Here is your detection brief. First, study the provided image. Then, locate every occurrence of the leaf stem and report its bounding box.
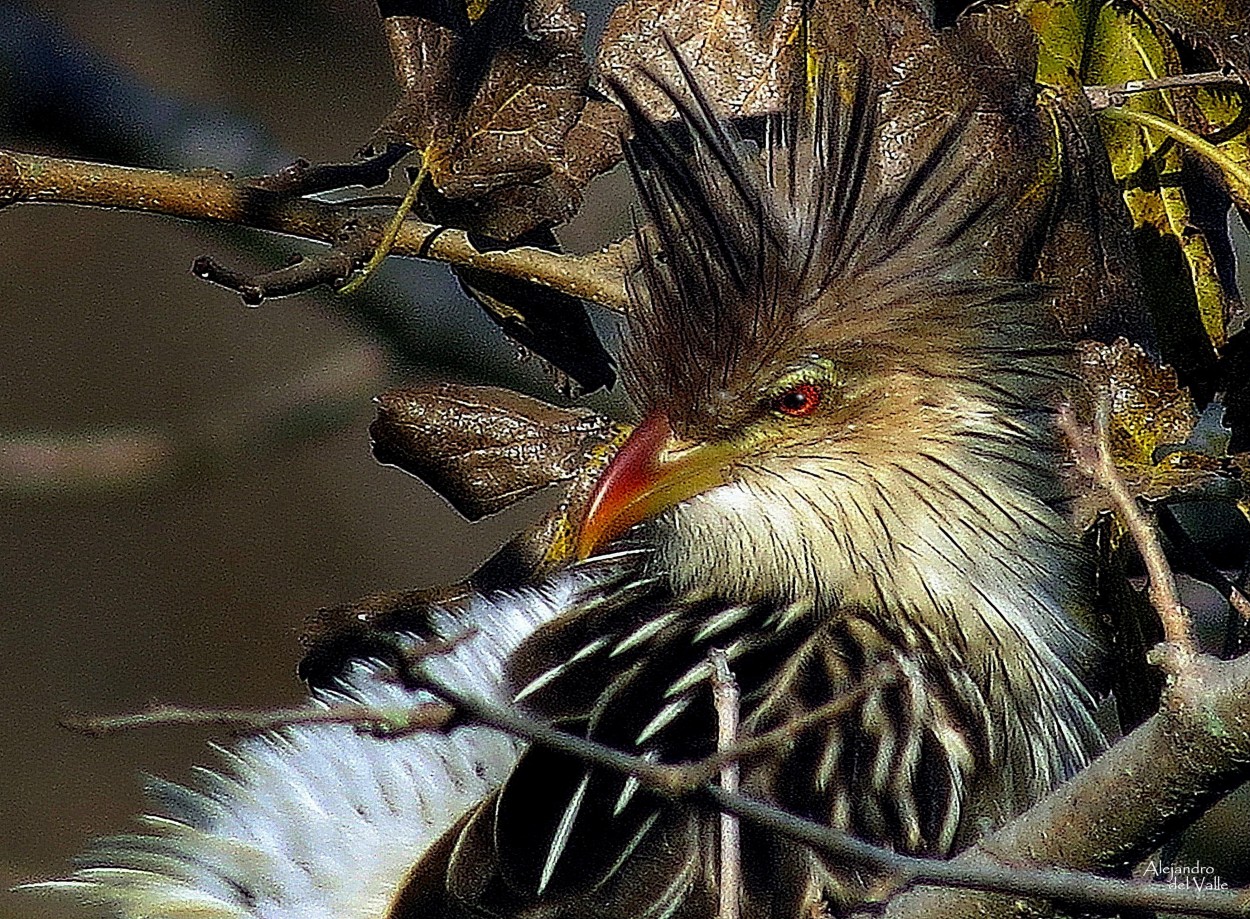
[1101,106,1250,209]
[339,156,429,295]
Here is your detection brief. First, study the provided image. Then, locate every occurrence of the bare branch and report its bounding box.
[882,651,1250,919]
[193,248,362,304]
[246,143,411,197]
[1084,69,1243,111]
[0,149,633,312]
[63,700,456,738]
[64,633,474,739]
[407,652,1250,918]
[1059,403,1198,669]
[681,662,899,785]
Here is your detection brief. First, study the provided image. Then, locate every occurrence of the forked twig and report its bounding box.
[1058,402,1197,672]
[0,150,635,312]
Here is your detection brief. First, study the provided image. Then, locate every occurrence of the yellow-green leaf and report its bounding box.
[1192,85,1250,212]
[1071,339,1229,527]
[1087,3,1231,347]
[1018,0,1094,93]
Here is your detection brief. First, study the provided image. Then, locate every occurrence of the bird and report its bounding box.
[27,45,1109,919]
[384,53,1110,919]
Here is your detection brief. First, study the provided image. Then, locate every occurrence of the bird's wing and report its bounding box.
[19,574,595,919]
[427,573,1009,919]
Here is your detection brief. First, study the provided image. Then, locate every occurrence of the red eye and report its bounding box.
[776,383,822,417]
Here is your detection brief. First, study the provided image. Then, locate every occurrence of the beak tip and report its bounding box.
[574,512,609,561]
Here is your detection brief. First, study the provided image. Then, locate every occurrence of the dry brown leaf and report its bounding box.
[370,383,630,583]
[1128,0,1250,80]
[370,383,626,520]
[377,15,460,155]
[377,0,619,238]
[423,0,588,198]
[373,5,620,391]
[1035,92,1152,343]
[597,0,804,122]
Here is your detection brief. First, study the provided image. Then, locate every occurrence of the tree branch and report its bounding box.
[63,700,456,738]
[245,144,411,197]
[65,636,1250,916]
[0,149,633,312]
[1059,403,1198,669]
[880,651,1250,919]
[64,632,476,737]
[677,661,899,786]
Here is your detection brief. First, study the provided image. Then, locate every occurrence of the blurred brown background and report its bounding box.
[0,4,590,916]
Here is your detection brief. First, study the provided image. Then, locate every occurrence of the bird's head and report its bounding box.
[577,63,1092,655]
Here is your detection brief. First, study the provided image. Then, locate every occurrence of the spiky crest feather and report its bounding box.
[619,49,1061,441]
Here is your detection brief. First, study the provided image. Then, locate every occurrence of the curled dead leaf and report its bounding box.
[371,383,626,519]
[371,383,631,584]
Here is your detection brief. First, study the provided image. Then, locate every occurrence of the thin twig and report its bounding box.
[64,632,475,738]
[1058,403,1198,670]
[246,143,410,197]
[63,700,456,738]
[710,649,741,919]
[193,246,363,304]
[681,661,899,785]
[1085,70,1242,111]
[0,150,634,312]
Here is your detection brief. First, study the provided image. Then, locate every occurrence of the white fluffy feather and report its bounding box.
[22,574,591,919]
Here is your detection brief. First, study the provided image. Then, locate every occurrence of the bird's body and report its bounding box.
[395,58,1108,919]
[33,43,1109,919]
[401,565,1100,918]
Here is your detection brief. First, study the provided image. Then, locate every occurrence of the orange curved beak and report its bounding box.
[576,412,735,559]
